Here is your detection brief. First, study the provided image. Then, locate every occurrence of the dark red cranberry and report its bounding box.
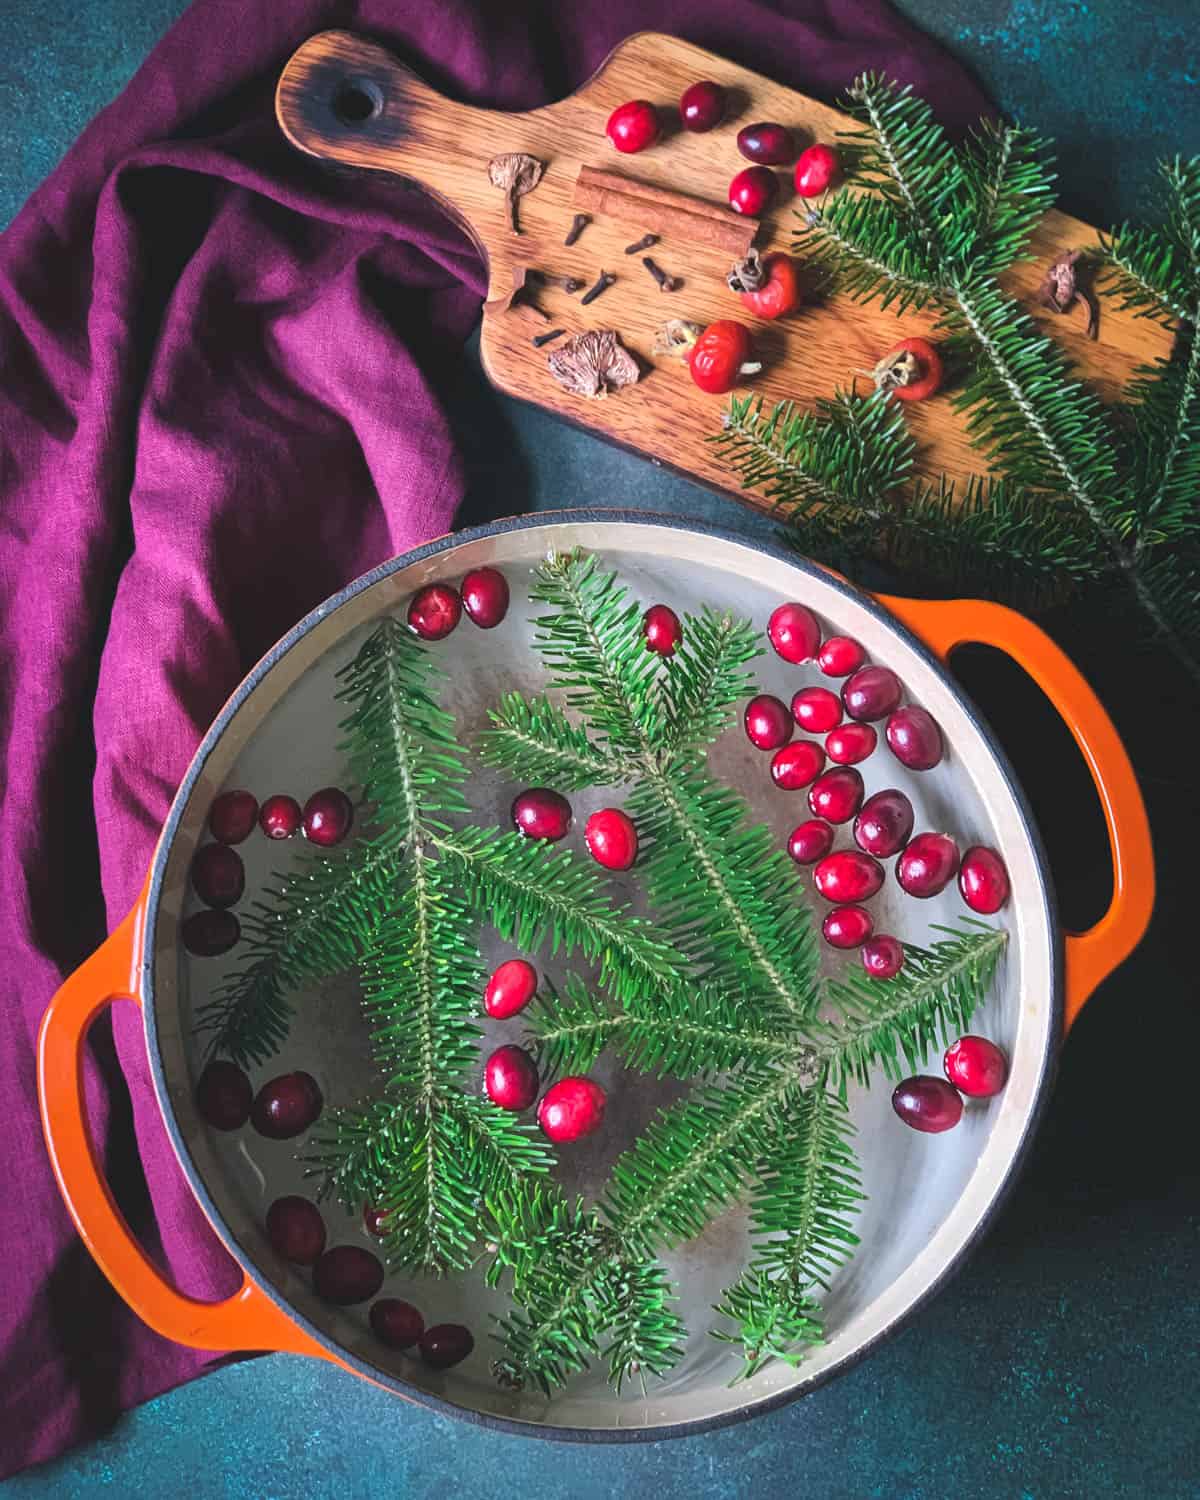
[484,958,538,1019]
[843,666,902,722]
[680,79,726,132]
[791,685,841,733]
[822,904,873,949]
[191,844,245,909]
[538,1076,606,1143]
[853,789,914,858]
[729,166,778,216]
[420,1323,474,1370]
[794,143,839,197]
[511,788,571,842]
[259,793,302,840]
[944,1035,1009,1097]
[958,846,1011,913]
[818,636,866,677]
[768,602,821,663]
[371,1298,425,1350]
[744,694,792,750]
[885,706,943,771]
[825,722,877,765]
[266,1196,326,1265]
[182,908,240,957]
[787,819,835,865]
[484,1044,539,1112]
[585,808,638,870]
[643,603,683,657]
[250,1071,323,1140]
[461,567,510,629]
[813,850,884,903]
[737,121,796,165]
[303,787,354,847]
[892,1076,963,1133]
[770,740,825,790]
[195,1059,252,1130]
[607,99,660,153]
[896,833,960,898]
[807,766,864,823]
[861,934,905,979]
[209,790,258,845]
[313,1245,384,1305]
[407,583,462,641]
[363,1203,390,1237]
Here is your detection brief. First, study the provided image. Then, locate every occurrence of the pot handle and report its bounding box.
[37,887,334,1361]
[876,595,1154,1032]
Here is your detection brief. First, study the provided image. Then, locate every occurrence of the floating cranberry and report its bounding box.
[407,583,462,641]
[538,1076,606,1143]
[679,79,726,132]
[892,1076,963,1133]
[606,99,660,153]
[484,958,538,1019]
[363,1203,390,1238]
[944,1036,1009,1097]
[250,1071,323,1140]
[511,788,571,842]
[853,789,914,858]
[585,808,639,870]
[303,787,354,847]
[195,1059,252,1130]
[461,567,510,629]
[744,694,792,750]
[808,766,864,823]
[843,666,902,722]
[791,685,841,732]
[485,1045,540,1112]
[728,166,778,217]
[767,602,821,663]
[420,1323,474,1370]
[182,908,240,957]
[371,1298,425,1350]
[266,1196,326,1266]
[886,706,944,771]
[826,723,877,765]
[209,790,258,845]
[794,143,839,197]
[643,603,682,657]
[896,833,960,898]
[813,850,884,903]
[191,844,245,909]
[787,819,835,865]
[259,793,302,840]
[861,934,905,980]
[822,904,873,949]
[818,636,866,677]
[770,740,826,790]
[958,846,1011,913]
[313,1245,384,1305]
[737,122,796,165]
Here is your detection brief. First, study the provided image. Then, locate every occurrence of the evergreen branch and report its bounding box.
[793,193,942,312]
[1096,225,1194,325]
[597,1258,688,1394]
[477,691,627,790]
[711,1271,823,1380]
[962,119,1056,273]
[652,606,762,753]
[1163,155,1200,266]
[1119,329,1200,546]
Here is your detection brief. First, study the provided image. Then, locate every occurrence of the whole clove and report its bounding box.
[580,270,616,306]
[642,256,679,292]
[564,213,591,246]
[624,233,659,255]
[532,328,567,347]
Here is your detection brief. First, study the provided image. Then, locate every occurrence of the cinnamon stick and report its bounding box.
[573,166,757,257]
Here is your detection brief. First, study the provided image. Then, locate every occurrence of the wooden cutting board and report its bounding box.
[276,29,1174,500]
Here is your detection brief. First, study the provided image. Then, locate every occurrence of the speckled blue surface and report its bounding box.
[4,2,1200,1496]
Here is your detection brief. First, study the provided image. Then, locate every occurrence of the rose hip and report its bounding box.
[896,833,960,898]
[585,808,639,870]
[818,636,866,677]
[737,122,796,165]
[182,909,240,957]
[861,934,904,979]
[484,958,538,1019]
[728,166,778,216]
[607,99,660,153]
[822,904,873,949]
[843,665,902,722]
[266,1196,326,1266]
[191,844,245,909]
[770,740,826,790]
[420,1323,474,1370]
[791,685,841,733]
[407,583,461,640]
[808,766,864,823]
[538,1076,606,1143]
[768,602,821,664]
[259,794,302,840]
[944,1035,1009,1097]
[313,1245,384,1305]
[787,819,835,865]
[958,846,1011,913]
[892,1076,963,1133]
[744,694,792,751]
[484,1045,540,1112]
[461,567,510,629]
[511,788,571,842]
[250,1071,323,1140]
[825,723,877,765]
[853,789,914,858]
[885,706,943,771]
[195,1059,252,1130]
[794,143,839,197]
[813,850,884,903]
[371,1299,425,1350]
[303,787,354,848]
[643,603,682,657]
[679,79,726,132]
[209,790,258,845]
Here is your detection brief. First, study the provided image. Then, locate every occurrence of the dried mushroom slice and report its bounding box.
[488,153,544,234]
[547,331,640,399]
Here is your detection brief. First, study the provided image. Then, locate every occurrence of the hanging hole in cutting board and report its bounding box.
[332,78,383,125]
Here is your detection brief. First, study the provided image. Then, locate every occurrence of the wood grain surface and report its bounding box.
[276,29,1175,503]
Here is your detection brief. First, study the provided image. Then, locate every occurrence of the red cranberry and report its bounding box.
[737,122,796,164]
[485,1045,540,1112]
[787,819,835,865]
[420,1323,474,1370]
[606,99,660,153]
[250,1071,323,1139]
[484,958,538,1019]
[461,567,510,629]
[313,1245,384,1305]
[896,833,961,898]
[729,166,778,216]
[770,740,825,790]
[209,790,258,845]
[363,1203,390,1237]
[818,636,866,677]
[511,788,571,842]
[944,1035,1009,1097]
[892,1076,963,1133]
[843,666,902,723]
[303,787,354,847]
[191,844,245,909]
[958,846,1010,913]
[371,1299,425,1350]
[825,723,877,765]
[643,603,682,657]
[813,850,884,903]
[195,1059,252,1130]
[861,934,905,979]
[744,694,792,750]
[538,1076,606,1143]
[182,908,240,957]
[407,583,461,641]
[822,904,873,949]
[585,808,639,870]
[853,789,914,858]
[794,143,839,197]
[885,706,943,771]
[808,766,864,823]
[768,602,821,663]
[266,1196,326,1265]
[259,793,302,840]
[791,685,841,732]
[680,79,726,132]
